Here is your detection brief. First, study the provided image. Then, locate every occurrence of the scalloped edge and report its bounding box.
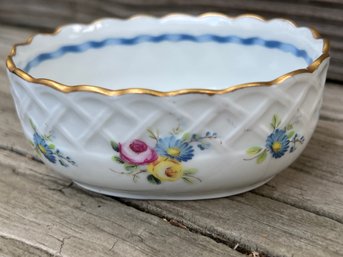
[6,13,330,96]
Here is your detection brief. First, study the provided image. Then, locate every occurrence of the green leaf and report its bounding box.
[147,175,161,185]
[171,126,182,135]
[183,168,198,175]
[112,156,124,164]
[29,141,35,147]
[126,169,137,175]
[147,128,158,140]
[256,149,267,164]
[111,140,119,152]
[182,176,194,184]
[29,118,36,131]
[59,159,68,167]
[287,131,295,139]
[192,134,201,141]
[35,149,42,157]
[183,175,202,184]
[246,146,263,156]
[43,134,52,141]
[286,123,293,131]
[182,132,191,141]
[124,163,138,171]
[48,144,55,150]
[271,114,281,130]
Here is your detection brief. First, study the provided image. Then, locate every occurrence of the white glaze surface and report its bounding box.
[7,15,329,199]
[29,43,309,90]
[14,15,323,90]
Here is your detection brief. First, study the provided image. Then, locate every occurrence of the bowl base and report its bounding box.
[73,176,274,200]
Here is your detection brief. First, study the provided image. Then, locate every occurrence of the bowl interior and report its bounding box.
[14,15,324,91]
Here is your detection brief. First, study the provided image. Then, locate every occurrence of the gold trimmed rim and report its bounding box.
[6,13,330,97]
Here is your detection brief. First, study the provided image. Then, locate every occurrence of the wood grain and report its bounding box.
[0,149,241,257]
[0,236,52,257]
[0,0,342,81]
[123,194,343,257]
[1,25,343,256]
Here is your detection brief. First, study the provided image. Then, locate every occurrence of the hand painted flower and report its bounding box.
[265,129,289,158]
[147,157,184,182]
[156,136,194,162]
[119,139,158,165]
[33,132,56,163]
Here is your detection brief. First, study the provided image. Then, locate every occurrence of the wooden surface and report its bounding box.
[1,1,343,256]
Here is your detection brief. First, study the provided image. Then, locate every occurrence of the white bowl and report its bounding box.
[6,13,329,199]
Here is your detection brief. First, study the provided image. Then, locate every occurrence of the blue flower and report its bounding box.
[265,129,289,159]
[33,132,56,163]
[156,136,194,162]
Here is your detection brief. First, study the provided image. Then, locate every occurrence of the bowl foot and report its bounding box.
[73,176,274,200]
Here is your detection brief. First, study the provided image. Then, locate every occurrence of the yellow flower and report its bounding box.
[147,157,184,182]
[38,144,47,155]
[272,141,282,153]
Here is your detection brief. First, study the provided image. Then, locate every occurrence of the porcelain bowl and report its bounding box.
[6,14,329,199]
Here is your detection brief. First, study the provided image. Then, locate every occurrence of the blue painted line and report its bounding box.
[24,34,313,72]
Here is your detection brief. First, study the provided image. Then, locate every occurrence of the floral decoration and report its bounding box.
[245,114,305,164]
[29,119,77,167]
[110,128,217,185]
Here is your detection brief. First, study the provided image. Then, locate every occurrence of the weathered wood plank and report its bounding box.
[1,25,343,256]
[1,0,343,26]
[291,120,343,185]
[123,194,343,257]
[254,166,343,223]
[0,149,241,257]
[0,26,34,154]
[0,0,342,81]
[0,236,53,257]
[320,83,343,122]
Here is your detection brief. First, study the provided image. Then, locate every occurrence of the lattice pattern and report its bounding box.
[9,60,328,158]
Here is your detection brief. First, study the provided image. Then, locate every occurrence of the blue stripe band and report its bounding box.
[24,34,313,72]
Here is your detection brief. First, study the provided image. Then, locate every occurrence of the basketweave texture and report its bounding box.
[6,61,328,199]
[8,59,328,158]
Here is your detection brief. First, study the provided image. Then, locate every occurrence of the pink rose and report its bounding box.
[119,139,158,165]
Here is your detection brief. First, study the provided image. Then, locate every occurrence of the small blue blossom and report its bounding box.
[265,129,290,159]
[29,119,76,168]
[156,136,194,162]
[33,132,56,163]
[197,143,210,151]
[245,115,305,164]
[300,136,305,143]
